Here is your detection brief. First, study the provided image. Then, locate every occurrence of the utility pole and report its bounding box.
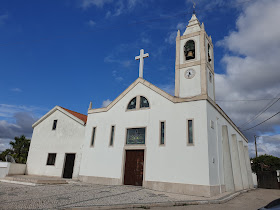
[254,135,258,158]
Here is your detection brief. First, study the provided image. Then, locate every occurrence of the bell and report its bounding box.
[187,51,194,57]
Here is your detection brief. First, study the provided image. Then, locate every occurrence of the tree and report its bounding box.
[251,154,280,173]
[0,135,31,164]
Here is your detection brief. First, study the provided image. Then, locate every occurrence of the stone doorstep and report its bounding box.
[66,189,254,210]
[2,175,67,184]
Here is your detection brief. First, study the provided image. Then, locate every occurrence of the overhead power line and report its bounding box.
[239,96,280,128]
[241,111,280,131]
[216,98,280,102]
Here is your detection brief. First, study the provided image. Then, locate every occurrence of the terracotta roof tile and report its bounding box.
[60,106,87,124]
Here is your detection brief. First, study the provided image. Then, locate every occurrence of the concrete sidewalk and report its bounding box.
[0,181,253,210]
[2,175,67,184]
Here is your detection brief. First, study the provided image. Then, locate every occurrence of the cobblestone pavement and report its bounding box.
[145,189,280,210]
[0,181,230,210]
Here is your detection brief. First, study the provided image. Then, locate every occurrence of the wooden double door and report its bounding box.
[124,150,144,186]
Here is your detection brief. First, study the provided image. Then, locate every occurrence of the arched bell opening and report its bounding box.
[184,40,195,60]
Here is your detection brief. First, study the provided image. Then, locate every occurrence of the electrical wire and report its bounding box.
[239,96,280,128]
[241,111,280,131]
[216,98,280,102]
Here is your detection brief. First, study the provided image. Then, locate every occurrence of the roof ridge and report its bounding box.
[59,106,87,124]
[59,106,87,116]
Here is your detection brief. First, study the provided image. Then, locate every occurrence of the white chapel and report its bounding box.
[26,13,254,197]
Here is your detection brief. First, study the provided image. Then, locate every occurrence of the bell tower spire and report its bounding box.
[175,13,215,101]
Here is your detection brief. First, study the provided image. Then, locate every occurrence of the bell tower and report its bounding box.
[175,13,215,101]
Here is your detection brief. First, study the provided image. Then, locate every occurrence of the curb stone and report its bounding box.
[0,179,42,186]
[68,189,255,210]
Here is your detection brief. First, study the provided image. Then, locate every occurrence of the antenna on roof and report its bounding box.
[192,1,196,14]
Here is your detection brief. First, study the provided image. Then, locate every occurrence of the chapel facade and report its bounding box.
[27,14,254,197]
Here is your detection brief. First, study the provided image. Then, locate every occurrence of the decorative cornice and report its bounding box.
[180,31,200,40]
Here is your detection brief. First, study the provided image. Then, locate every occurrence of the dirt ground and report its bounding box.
[144,189,280,210]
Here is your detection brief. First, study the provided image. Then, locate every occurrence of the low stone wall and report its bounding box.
[0,162,10,178]
[0,162,26,178]
[8,163,26,175]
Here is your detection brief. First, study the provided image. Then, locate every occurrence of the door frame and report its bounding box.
[121,147,146,186]
[62,153,76,179]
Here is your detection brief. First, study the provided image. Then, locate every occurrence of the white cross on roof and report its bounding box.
[135,49,149,78]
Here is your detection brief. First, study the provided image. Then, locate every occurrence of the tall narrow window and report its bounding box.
[208,44,212,63]
[109,126,115,146]
[52,120,57,130]
[46,153,56,165]
[187,120,194,144]
[209,72,212,83]
[160,121,165,145]
[91,127,96,146]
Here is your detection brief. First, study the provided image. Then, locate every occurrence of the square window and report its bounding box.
[46,153,56,165]
[126,128,145,144]
[52,120,57,130]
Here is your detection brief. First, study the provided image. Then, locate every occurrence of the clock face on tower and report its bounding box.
[184,69,196,79]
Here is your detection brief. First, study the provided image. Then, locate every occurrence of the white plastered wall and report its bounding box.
[26,110,85,178]
[207,67,215,100]
[80,83,211,186]
[179,65,201,98]
[206,102,251,190]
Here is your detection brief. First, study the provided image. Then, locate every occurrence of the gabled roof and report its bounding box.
[32,106,87,128]
[60,107,87,123]
[88,77,205,114]
[87,77,248,143]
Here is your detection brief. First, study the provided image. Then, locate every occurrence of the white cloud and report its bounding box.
[87,20,96,27]
[0,104,47,118]
[80,0,113,9]
[10,88,22,92]
[102,99,112,107]
[165,31,177,45]
[141,38,150,44]
[104,55,132,68]
[157,83,175,96]
[215,0,280,156]
[165,22,185,45]
[81,0,146,17]
[0,104,46,151]
[248,135,280,158]
[112,70,124,82]
[0,14,8,26]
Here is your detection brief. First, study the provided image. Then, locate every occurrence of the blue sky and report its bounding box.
[1,0,280,157]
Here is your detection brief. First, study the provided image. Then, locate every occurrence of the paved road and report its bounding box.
[0,180,279,210]
[141,189,280,210]
[0,181,226,209]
